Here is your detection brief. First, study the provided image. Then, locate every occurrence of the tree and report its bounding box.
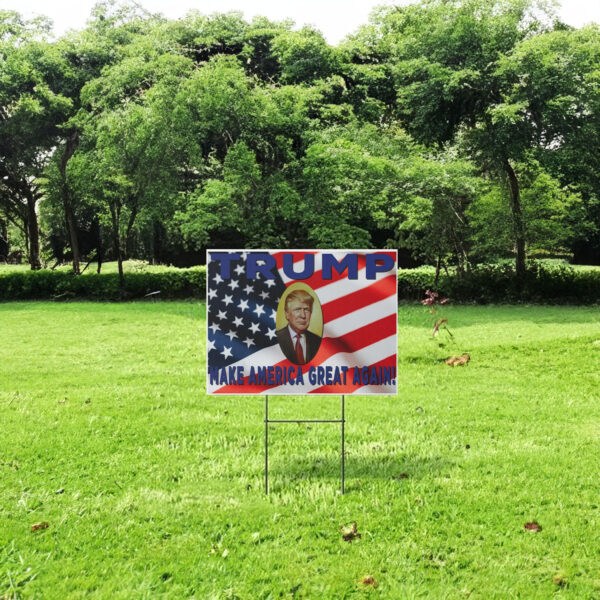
[73,47,190,287]
[0,11,72,269]
[364,0,557,275]
[494,25,600,264]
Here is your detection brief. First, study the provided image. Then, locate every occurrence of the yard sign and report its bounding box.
[206,250,398,395]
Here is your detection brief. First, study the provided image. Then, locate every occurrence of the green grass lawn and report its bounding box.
[1,302,599,599]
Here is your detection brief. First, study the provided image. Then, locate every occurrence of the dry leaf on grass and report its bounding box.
[360,576,377,587]
[31,522,49,532]
[524,521,542,532]
[445,353,470,367]
[341,522,361,542]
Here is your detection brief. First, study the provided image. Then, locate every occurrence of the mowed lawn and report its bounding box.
[1,302,599,599]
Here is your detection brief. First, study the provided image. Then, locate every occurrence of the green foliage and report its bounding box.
[271,27,338,84]
[468,162,586,260]
[0,265,206,300]
[2,261,599,303]
[3,2,600,272]
[398,262,600,303]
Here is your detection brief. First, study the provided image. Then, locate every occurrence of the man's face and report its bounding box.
[285,299,312,334]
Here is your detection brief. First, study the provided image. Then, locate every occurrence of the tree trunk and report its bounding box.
[110,202,124,295]
[97,240,103,273]
[93,218,103,273]
[0,217,8,258]
[153,220,163,265]
[64,203,80,274]
[504,159,526,278]
[124,199,138,259]
[60,132,81,274]
[26,195,42,270]
[22,215,29,259]
[434,255,441,287]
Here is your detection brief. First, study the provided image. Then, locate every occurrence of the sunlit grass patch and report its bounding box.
[1,302,599,598]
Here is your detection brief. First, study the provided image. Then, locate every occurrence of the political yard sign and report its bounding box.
[206,250,398,395]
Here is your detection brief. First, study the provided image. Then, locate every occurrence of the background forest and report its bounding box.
[1,0,600,280]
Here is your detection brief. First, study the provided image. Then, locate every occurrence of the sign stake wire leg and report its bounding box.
[341,395,345,495]
[265,395,269,495]
[264,394,345,495]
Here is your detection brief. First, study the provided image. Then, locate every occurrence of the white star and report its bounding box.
[253,304,265,318]
[208,289,217,300]
[233,316,244,328]
[244,284,253,294]
[240,251,248,260]
[223,294,233,306]
[217,309,227,320]
[239,299,249,311]
[234,264,244,276]
[209,323,220,335]
[265,279,275,288]
[207,339,216,351]
[249,322,260,334]
[221,346,232,359]
[243,337,255,348]
[213,273,223,285]
[259,290,269,300]
[228,279,239,290]
[225,330,238,340]
[270,309,277,321]
[266,328,276,340]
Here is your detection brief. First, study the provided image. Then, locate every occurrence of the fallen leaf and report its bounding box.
[445,353,470,367]
[360,576,377,587]
[524,521,542,532]
[31,522,49,532]
[341,522,361,542]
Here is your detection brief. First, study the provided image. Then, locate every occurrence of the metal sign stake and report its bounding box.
[264,394,346,494]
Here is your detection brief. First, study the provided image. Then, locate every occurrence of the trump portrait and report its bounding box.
[276,288,322,365]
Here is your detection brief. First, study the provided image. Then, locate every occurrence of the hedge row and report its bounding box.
[0,267,207,301]
[397,262,600,303]
[0,262,599,303]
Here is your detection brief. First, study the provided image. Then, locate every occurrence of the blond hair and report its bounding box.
[284,289,314,312]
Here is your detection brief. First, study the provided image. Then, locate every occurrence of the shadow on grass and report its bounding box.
[267,452,452,492]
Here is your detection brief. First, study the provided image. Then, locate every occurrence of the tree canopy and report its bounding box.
[1,0,599,276]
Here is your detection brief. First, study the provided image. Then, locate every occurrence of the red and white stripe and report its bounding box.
[209,250,397,395]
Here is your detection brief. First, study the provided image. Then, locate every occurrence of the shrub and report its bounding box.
[0,267,206,301]
[0,262,598,303]
[398,262,600,303]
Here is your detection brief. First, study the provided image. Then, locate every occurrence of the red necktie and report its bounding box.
[294,334,304,364]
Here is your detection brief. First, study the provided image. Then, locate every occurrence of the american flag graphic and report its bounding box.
[206,250,397,395]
